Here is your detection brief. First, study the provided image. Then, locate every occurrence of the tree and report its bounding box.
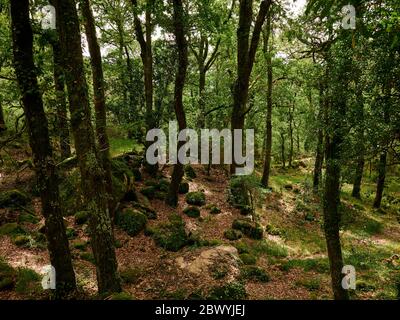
[53,0,121,293]
[230,0,271,174]
[10,0,76,295]
[166,0,188,207]
[80,0,114,217]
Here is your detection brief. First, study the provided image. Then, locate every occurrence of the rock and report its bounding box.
[131,202,157,220]
[175,245,240,281]
[224,229,242,241]
[115,209,147,237]
[0,190,30,209]
[232,219,263,240]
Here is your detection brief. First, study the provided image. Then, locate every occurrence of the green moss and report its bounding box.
[209,206,221,215]
[146,214,188,252]
[72,241,87,251]
[120,267,144,284]
[0,189,30,209]
[241,266,270,283]
[280,258,330,273]
[74,211,89,225]
[208,282,247,300]
[184,165,197,179]
[109,292,134,300]
[185,192,206,206]
[295,278,321,291]
[19,213,39,224]
[224,229,242,241]
[157,179,170,192]
[232,219,263,240]
[235,241,250,254]
[0,223,25,236]
[15,268,41,295]
[183,206,201,218]
[59,170,84,216]
[239,253,257,265]
[364,220,383,235]
[111,159,134,180]
[13,235,30,247]
[131,202,157,220]
[178,182,190,194]
[265,224,283,236]
[80,252,95,264]
[0,259,15,291]
[66,228,77,239]
[115,209,147,237]
[140,186,157,200]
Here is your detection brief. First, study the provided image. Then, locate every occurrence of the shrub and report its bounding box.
[75,211,89,225]
[13,235,30,247]
[115,209,147,237]
[209,206,221,215]
[183,206,201,218]
[224,229,242,241]
[0,259,15,291]
[208,282,247,300]
[140,186,156,200]
[241,266,270,282]
[232,219,263,240]
[239,253,257,265]
[184,166,197,179]
[120,267,144,284]
[15,268,41,295]
[0,223,25,236]
[186,192,206,206]
[146,214,188,252]
[0,189,30,209]
[178,182,190,194]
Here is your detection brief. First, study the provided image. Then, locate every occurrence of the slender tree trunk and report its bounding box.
[0,99,6,132]
[230,0,271,174]
[11,0,76,295]
[53,0,121,294]
[280,132,285,169]
[167,0,188,207]
[131,0,158,176]
[373,152,387,208]
[288,105,294,168]
[313,81,325,192]
[80,0,114,217]
[261,11,272,188]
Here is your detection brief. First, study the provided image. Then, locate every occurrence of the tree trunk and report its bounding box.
[51,38,71,160]
[280,132,285,169]
[167,0,188,207]
[11,0,76,295]
[0,99,6,132]
[313,81,325,192]
[373,152,387,208]
[53,0,121,294]
[288,103,294,168]
[80,0,114,217]
[230,0,271,174]
[261,11,272,188]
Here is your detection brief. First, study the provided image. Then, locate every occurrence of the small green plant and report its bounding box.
[15,268,41,295]
[80,252,95,264]
[224,229,242,241]
[232,219,263,240]
[240,266,270,283]
[178,182,190,194]
[120,267,144,284]
[186,192,206,206]
[183,206,201,218]
[184,165,197,179]
[239,253,257,265]
[74,211,89,225]
[116,209,147,237]
[208,281,247,300]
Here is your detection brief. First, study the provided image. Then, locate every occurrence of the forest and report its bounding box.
[0,0,399,301]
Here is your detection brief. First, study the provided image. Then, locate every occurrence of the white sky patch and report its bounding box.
[288,0,307,18]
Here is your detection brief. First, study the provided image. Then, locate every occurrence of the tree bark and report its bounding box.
[313,81,325,192]
[261,11,273,188]
[53,0,121,294]
[80,0,114,217]
[288,101,294,167]
[373,152,387,208]
[0,99,6,132]
[10,0,76,295]
[167,0,188,207]
[280,132,285,168]
[230,0,271,174]
[50,38,71,160]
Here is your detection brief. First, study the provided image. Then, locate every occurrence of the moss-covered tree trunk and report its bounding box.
[166,0,188,207]
[373,152,387,208]
[80,0,114,217]
[0,99,6,132]
[261,11,273,188]
[53,0,121,294]
[313,81,325,192]
[51,39,71,160]
[10,0,76,295]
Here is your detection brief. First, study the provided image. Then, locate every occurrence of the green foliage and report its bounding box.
[19,213,39,224]
[0,189,30,209]
[183,206,201,218]
[184,165,197,179]
[80,252,95,264]
[295,277,321,291]
[0,223,25,236]
[72,241,87,251]
[364,220,384,235]
[178,181,190,194]
[146,214,188,252]
[74,211,89,225]
[13,235,30,247]
[120,267,144,285]
[140,186,157,200]
[109,292,134,300]
[0,259,15,291]
[209,205,221,215]
[185,192,206,206]
[224,229,242,241]
[280,258,330,273]
[232,219,263,240]
[208,282,247,300]
[115,209,147,237]
[240,266,270,283]
[15,268,41,295]
[239,253,257,265]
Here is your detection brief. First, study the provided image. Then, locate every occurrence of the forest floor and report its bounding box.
[0,140,400,300]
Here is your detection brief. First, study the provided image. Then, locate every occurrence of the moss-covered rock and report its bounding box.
[0,223,25,236]
[140,186,157,200]
[224,229,242,241]
[185,192,206,206]
[208,281,247,300]
[184,165,197,179]
[232,219,263,240]
[239,253,257,265]
[0,190,30,209]
[0,259,15,291]
[115,209,147,237]
[131,202,157,220]
[178,182,190,194]
[109,292,134,300]
[111,159,134,181]
[146,214,188,252]
[74,211,89,225]
[157,179,170,192]
[13,235,30,247]
[183,206,201,218]
[19,213,39,224]
[228,178,251,209]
